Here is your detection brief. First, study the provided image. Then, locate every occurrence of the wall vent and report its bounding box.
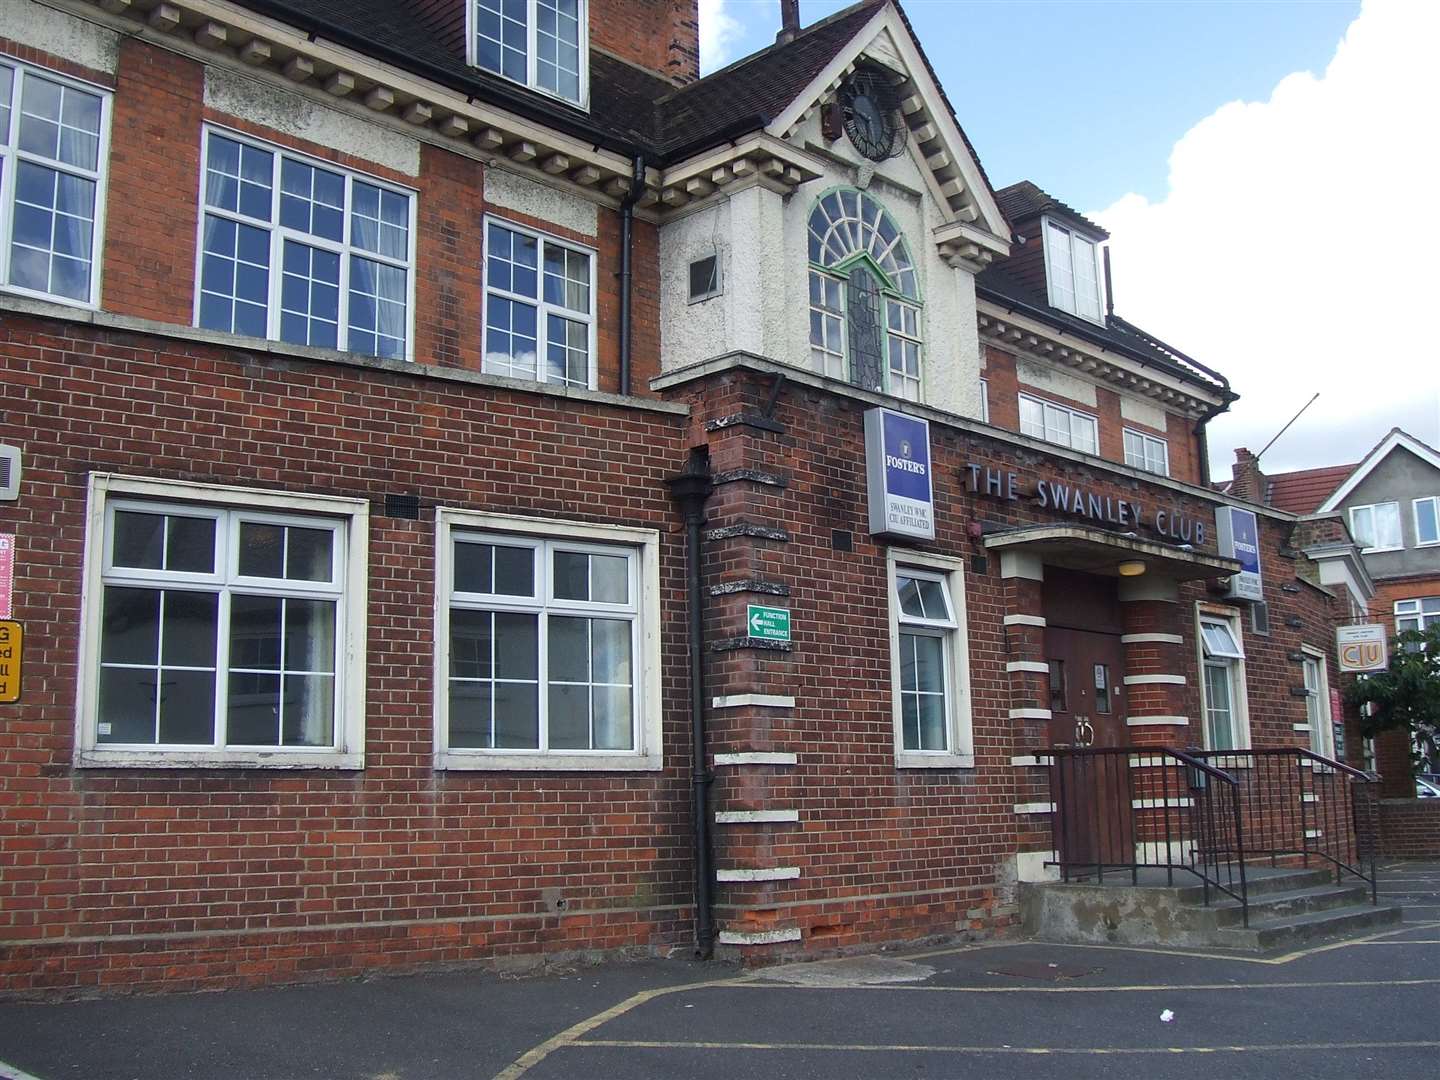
[0,445,19,501]
[1250,600,1270,636]
[688,255,722,303]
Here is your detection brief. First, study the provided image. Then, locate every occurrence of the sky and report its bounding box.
[699,0,1440,479]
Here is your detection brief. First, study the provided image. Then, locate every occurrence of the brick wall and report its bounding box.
[1379,799,1440,858]
[667,364,1344,959]
[0,315,693,995]
[20,34,661,394]
[591,0,700,84]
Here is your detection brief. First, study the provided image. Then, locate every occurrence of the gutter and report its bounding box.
[618,154,647,395]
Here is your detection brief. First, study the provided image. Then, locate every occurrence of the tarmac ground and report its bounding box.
[2,860,1437,1080]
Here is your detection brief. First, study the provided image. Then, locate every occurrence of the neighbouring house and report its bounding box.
[1254,429,1440,796]
[0,0,1386,995]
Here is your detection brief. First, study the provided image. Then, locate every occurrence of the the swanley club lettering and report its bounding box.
[965,464,1209,546]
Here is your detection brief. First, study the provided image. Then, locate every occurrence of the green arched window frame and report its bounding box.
[807,188,923,401]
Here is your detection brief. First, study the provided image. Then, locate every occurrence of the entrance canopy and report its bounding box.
[983,524,1241,582]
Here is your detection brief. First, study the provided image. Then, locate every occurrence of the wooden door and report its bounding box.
[1042,570,1132,869]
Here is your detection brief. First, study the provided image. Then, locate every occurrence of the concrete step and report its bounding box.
[1207,883,1374,927]
[1213,902,1404,951]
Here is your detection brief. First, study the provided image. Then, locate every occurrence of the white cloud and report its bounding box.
[1092,0,1440,478]
[699,0,745,74]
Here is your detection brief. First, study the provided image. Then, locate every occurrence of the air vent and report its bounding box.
[0,445,19,501]
[688,255,722,303]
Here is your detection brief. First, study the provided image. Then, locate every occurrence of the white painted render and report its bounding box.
[484,167,598,237]
[1,1,119,75]
[1016,356,1098,407]
[657,110,983,418]
[204,66,421,177]
[1120,393,1169,432]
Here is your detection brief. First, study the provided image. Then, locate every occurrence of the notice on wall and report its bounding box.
[1214,507,1262,601]
[0,534,12,620]
[864,408,934,540]
[1336,624,1389,673]
[0,620,20,704]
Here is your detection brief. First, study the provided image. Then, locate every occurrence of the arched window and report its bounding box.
[807,189,922,400]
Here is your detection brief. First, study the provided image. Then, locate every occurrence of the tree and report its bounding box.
[1344,625,1440,774]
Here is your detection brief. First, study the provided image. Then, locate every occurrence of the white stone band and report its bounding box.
[712,752,798,767]
[716,867,800,882]
[714,810,799,824]
[712,694,796,709]
[1123,674,1187,686]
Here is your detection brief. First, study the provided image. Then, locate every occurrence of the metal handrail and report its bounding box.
[1192,747,1380,906]
[1048,745,1250,925]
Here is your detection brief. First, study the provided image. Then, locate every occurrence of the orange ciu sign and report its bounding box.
[1336,624,1388,674]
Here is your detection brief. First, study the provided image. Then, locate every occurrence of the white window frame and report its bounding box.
[481,214,598,390]
[1413,496,1440,547]
[1299,646,1333,757]
[1349,501,1402,553]
[1195,606,1251,752]
[1123,428,1170,476]
[192,125,418,362]
[434,509,661,771]
[886,549,972,769]
[1395,597,1440,635]
[0,56,112,310]
[978,376,989,424]
[465,0,591,109]
[75,474,368,769]
[1019,392,1099,455]
[1041,217,1103,324]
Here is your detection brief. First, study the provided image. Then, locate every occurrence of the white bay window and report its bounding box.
[1124,428,1169,476]
[888,552,972,768]
[1044,218,1102,324]
[483,218,595,388]
[1349,501,1401,552]
[1020,393,1098,455]
[470,0,588,106]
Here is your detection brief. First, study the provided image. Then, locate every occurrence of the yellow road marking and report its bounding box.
[735,977,1440,994]
[571,1038,1440,1056]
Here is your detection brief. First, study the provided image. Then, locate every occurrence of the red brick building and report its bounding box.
[0,0,1378,995]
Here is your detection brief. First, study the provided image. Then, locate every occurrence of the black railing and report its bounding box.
[1048,746,1381,929]
[1191,748,1379,905]
[1048,746,1249,922]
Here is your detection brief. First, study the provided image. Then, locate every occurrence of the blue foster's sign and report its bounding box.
[864,407,934,540]
[1215,506,1262,601]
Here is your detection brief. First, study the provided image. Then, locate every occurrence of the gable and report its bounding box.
[1318,430,1440,512]
[765,3,1009,251]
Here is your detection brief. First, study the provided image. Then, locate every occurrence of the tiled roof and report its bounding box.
[976,263,1229,394]
[1264,464,1358,514]
[995,180,1109,240]
[652,1,886,158]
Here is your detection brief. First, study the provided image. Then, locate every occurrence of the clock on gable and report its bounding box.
[839,68,905,162]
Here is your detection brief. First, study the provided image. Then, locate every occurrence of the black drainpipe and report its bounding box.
[618,154,646,396]
[667,449,715,958]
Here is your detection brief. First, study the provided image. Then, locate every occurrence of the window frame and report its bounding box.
[1018,392,1099,455]
[1413,496,1440,547]
[465,0,591,109]
[1300,646,1333,757]
[807,187,924,402]
[886,549,972,769]
[1041,216,1103,325]
[192,124,419,362]
[481,214,598,390]
[434,509,661,772]
[1123,427,1170,476]
[0,56,112,310]
[75,473,369,770]
[1395,597,1440,635]
[1196,607,1251,752]
[1349,500,1402,553]
[978,376,990,424]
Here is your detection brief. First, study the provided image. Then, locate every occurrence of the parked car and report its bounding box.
[1416,776,1440,798]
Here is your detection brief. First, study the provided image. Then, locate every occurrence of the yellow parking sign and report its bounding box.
[0,620,21,703]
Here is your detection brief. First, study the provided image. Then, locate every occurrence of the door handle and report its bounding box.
[1074,717,1095,747]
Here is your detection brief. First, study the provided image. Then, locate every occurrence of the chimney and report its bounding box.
[777,0,800,44]
[1229,447,1266,504]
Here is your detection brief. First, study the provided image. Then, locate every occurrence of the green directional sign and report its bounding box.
[747,604,791,643]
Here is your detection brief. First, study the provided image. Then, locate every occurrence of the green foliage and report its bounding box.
[1344,627,1440,764]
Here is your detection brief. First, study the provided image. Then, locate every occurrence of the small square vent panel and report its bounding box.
[0,445,19,501]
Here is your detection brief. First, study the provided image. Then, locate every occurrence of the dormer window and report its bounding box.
[807,189,923,401]
[1043,218,1102,324]
[470,0,587,106]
